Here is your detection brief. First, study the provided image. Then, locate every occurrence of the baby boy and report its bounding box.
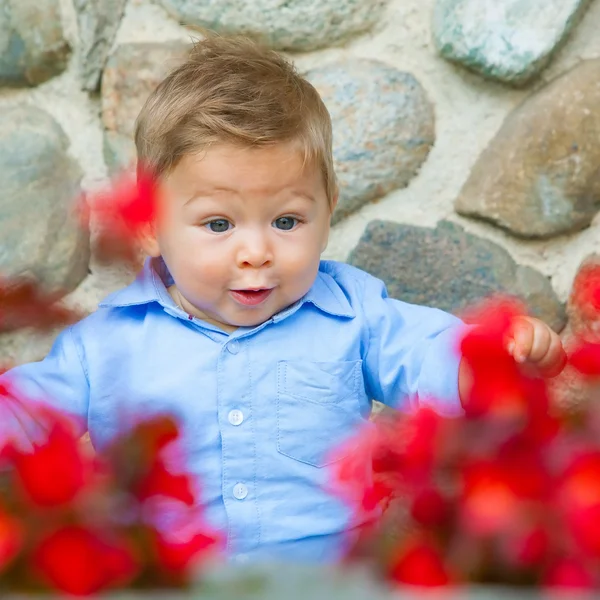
[0,35,565,564]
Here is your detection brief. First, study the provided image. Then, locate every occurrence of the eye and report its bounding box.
[273,216,298,231]
[205,219,232,233]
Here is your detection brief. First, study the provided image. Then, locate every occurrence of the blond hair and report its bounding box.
[134,34,337,206]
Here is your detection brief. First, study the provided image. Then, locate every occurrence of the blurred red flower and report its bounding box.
[32,525,139,595]
[9,416,87,508]
[410,487,450,528]
[0,278,81,332]
[151,527,220,574]
[543,557,596,590]
[568,342,600,376]
[503,524,550,569]
[389,538,451,587]
[135,458,195,506]
[83,167,158,266]
[460,298,533,420]
[557,452,600,557]
[570,262,600,318]
[0,507,22,572]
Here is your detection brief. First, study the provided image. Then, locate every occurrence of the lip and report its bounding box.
[230,288,274,307]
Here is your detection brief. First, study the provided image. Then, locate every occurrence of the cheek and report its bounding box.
[164,231,229,280]
[277,235,321,277]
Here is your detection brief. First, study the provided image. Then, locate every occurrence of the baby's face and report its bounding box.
[144,143,334,332]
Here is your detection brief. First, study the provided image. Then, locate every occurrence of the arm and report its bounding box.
[362,275,466,417]
[0,325,90,448]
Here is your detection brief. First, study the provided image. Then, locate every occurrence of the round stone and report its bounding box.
[348,220,566,332]
[74,0,128,92]
[0,106,90,300]
[154,0,386,52]
[455,60,600,239]
[0,0,71,87]
[306,59,435,224]
[433,0,591,86]
[101,41,192,173]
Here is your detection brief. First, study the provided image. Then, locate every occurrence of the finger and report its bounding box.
[527,322,552,364]
[534,333,567,377]
[509,319,534,363]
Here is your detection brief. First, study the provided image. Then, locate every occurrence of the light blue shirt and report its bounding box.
[0,258,464,564]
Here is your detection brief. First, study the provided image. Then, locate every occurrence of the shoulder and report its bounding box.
[318,260,460,326]
[69,302,149,353]
[318,260,387,303]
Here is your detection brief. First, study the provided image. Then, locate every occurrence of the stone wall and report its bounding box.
[2,0,600,368]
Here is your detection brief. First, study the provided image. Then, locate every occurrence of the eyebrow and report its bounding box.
[184,189,317,205]
[184,188,235,206]
[293,191,317,203]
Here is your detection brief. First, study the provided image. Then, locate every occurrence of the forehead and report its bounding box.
[163,142,324,197]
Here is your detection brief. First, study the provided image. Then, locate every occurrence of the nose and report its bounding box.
[236,229,273,268]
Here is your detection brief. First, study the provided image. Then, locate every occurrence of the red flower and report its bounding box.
[512,526,550,568]
[459,298,533,420]
[544,557,596,590]
[32,525,139,595]
[499,520,551,569]
[568,343,600,376]
[460,444,550,539]
[570,262,600,318]
[136,458,195,506]
[11,418,87,508]
[557,452,600,556]
[0,277,81,332]
[389,538,451,587]
[410,487,450,528]
[83,167,158,265]
[565,503,600,557]
[460,471,520,537]
[329,425,386,516]
[133,416,180,458]
[151,527,219,574]
[390,408,446,487]
[0,508,22,572]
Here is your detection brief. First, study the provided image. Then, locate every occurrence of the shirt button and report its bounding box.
[233,483,248,500]
[227,340,240,354]
[228,409,244,426]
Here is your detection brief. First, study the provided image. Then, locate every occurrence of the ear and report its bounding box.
[330,189,339,215]
[321,189,339,252]
[137,220,161,257]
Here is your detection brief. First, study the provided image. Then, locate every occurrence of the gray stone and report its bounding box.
[433,0,591,86]
[74,0,128,92]
[306,59,435,224]
[455,60,600,239]
[103,130,136,176]
[0,0,71,87]
[101,41,191,172]
[0,106,90,296]
[154,0,385,52]
[348,220,566,332]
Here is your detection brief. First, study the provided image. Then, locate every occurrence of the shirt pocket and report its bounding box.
[276,360,364,468]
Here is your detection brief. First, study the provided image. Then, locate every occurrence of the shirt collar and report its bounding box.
[98,257,173,309]
[298,267,354,318]
[99,258,355,319]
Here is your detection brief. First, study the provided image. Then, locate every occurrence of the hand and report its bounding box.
[506,316,566,377]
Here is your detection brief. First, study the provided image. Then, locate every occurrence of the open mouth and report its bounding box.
[230,288,274,307]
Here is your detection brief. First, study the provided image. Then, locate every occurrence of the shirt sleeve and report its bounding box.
[361,274,465,416]
[0,325,89,448]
